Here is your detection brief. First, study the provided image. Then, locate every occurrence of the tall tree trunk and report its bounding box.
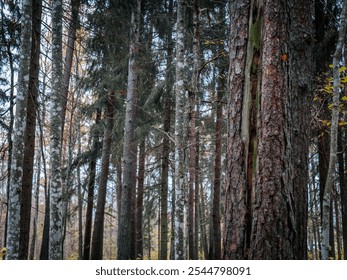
[6,0,32,260]
[194,126,200,259]
[49,0,64,260]
[321,0,347,259]
[187,0,200,260]
[174,0,186,260]
[223,0,255,260]
[160,0,174,260]
[210,71,224,260]
[83,109,101,260]
[19,0,42,259]
[248,0,313,260]
[160,93,171,260]
[117,0,141,260]
[224,0,313,260]
[90,91,115,260]
[61,0,81,137]
[2,4,15,252]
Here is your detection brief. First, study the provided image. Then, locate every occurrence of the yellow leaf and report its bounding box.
[342,96,347,101]
[329,64,334,69]
[339,66,347,73]
[339,121,347,126]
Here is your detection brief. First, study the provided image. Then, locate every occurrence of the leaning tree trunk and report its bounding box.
[321,0,347,260]
[6,0,32,260]
[117,0,141,260]
[49,0,64,260]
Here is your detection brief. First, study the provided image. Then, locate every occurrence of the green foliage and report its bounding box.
[314,65,347,127]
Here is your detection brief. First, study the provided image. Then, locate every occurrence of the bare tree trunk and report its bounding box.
[61,0,80,137]
[117,0,141,260]
[174,0,186,260]
[224,0,313,260]
[83,109,101,260]
[6,0,32,260]
[223,0,253,260]
[19,0,42,259]
[321,0,347,259]
[160,0,173,261]
[210,63,225,261]
[2,2,15,252]
[49,0,64,260]
[90,91,115,260]
[194,127,200,259]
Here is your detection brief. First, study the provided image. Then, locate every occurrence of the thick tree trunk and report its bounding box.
[6,0,32,260]
[19,0,42,260]
[117,0,141,260]
[249,0,313,260]
[90,92,115,260]
[224,0,313,260]
[223,0,254,260]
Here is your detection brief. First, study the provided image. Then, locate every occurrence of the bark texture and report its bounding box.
[117,0,141,260]
[174,0,186,260]
[224,0,313,260]
[91,92,115,260]
[49,0,63,260]
[19,0,42,260]
[6,0,32,260]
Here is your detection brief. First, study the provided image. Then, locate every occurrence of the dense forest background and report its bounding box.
[1,0,347,260]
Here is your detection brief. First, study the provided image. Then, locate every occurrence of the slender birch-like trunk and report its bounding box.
[321,0,347,260]
[49,0,63,260]
[6,0,32,260]
[173,0,186,261]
